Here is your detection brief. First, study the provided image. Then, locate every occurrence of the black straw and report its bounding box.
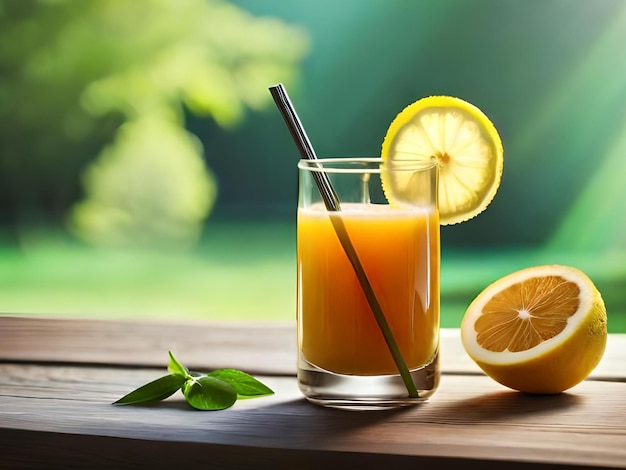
[268,83,418,398]
[268,84,340,212]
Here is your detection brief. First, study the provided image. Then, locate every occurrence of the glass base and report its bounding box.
[297,351,439,410]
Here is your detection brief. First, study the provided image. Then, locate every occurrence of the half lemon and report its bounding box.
[381,95,503,225]
[461,265,607,394]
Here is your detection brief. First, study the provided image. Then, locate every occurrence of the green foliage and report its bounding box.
[0,0,308,248]
[76,0,309,127]
[70,117,217,249]
[114,351,274,411]
[0,0,123,227]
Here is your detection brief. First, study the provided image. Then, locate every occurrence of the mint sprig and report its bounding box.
[113,351,274,410]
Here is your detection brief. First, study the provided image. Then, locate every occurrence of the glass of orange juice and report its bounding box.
[297,157,440,409]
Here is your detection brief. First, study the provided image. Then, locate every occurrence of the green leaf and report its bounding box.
[167,350,190,378]
[182,376,238,411]
[208,369,274,398]
[113,374,185,405]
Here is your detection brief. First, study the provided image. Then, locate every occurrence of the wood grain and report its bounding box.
[0,315,297,375]
[0,363,625,469]
[1,316,625,469]
[1,316,624,379]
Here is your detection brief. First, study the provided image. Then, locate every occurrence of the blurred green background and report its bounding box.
[0,0,625,331]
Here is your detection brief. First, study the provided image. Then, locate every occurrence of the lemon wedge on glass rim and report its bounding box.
[461,265,607,394]
[381,95,504,225]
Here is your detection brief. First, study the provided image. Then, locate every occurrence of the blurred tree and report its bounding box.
[0,0,308,248]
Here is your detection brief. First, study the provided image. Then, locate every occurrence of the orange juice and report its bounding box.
[297,202,440,376]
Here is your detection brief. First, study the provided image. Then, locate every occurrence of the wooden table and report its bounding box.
[1,316,625,469]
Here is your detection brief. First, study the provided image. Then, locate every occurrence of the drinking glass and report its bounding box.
[297,157,440,409]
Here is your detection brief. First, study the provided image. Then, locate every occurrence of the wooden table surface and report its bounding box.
[1,315,625,469]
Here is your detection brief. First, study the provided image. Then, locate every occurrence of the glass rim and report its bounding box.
[298,157,437,174]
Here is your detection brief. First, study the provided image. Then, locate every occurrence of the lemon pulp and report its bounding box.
[461,265,607,394]
[381,95,504,225]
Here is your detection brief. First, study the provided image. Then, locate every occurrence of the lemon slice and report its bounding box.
[461,265,607,394]
[381,96,503,225]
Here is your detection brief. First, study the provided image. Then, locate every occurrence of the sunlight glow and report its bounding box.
[547,112,626,253]
[512,3,626,166]
[542,3,626,254]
